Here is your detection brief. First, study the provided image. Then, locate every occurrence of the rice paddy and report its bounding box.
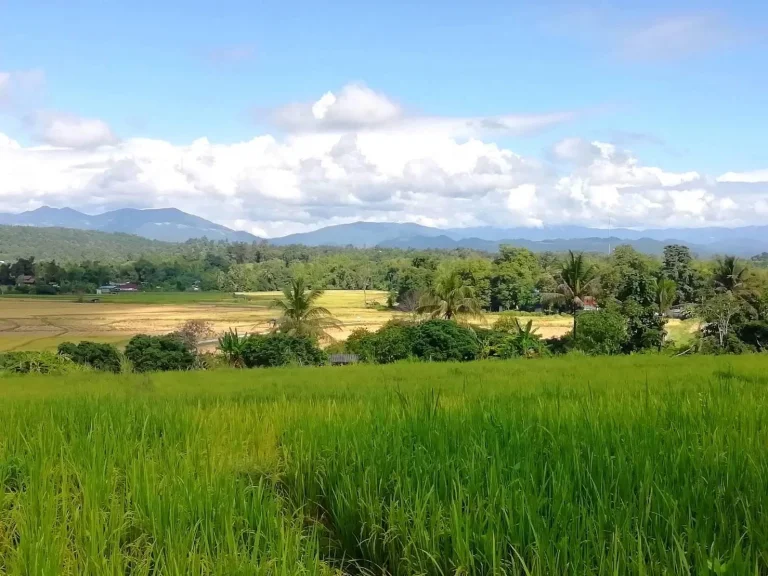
[0,291,575,351]
[1,354,767,574]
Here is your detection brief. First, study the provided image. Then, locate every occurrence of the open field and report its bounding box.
[0,292,575,351]
[0,355,767,574]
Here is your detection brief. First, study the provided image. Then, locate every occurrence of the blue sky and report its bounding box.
[1,0,767,233]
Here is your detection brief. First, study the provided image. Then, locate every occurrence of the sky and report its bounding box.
[1,0,767,237]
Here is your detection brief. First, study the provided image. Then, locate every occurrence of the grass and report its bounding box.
[0,355,767,574]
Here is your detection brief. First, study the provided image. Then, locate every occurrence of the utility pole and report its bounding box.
[607,215,613,255]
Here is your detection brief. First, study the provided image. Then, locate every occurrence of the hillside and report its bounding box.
[0,207,260,243]
[0,225,180,262]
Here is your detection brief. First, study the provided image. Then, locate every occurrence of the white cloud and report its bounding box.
[270,83,573,137]
[1,85,767,236]
[2,128,767,237]
[29,112,117,149]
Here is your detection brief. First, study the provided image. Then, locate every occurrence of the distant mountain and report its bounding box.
[3,207,768,256]
[271,221,444,247]
[0,207,260,243]
[271,221,768,256]
[377,235,713,256]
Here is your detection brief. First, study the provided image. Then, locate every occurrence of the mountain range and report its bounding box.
[2,206,768,257]
[0,207,258,243]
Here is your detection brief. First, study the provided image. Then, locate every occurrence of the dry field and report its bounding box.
[0,291,594,352]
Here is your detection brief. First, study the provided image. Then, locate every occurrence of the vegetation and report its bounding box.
[0,356,767,573]
[57,341,122,373]
[542,250,599,337]
[124,334,197,372]
[240,333,327,368]
[417,269,483,320]
[271,277,341,340]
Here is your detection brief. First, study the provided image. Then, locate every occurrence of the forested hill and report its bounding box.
[0,225,179,262]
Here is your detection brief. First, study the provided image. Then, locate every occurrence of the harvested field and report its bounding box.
[0,291,584,351]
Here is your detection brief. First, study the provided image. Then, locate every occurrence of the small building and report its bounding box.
[97,282,139,294]
[329,354,359,366]
[16,275,36,286]
[581,296,599,311]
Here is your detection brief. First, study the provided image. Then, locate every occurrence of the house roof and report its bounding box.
[329,354,359,364]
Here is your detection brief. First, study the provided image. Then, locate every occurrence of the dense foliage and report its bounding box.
[124,334,197,372]
[58,341,122,373]
[240,333,327,368]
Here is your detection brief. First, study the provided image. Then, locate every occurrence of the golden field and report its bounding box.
[0,290,586,352]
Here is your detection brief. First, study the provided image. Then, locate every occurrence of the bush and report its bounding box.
[0,351,79,375]
[411,320,479,362]
[241,334,326,368]
[697,333,751,355]
[738,321,768,351]
[124,334,197,372]
[575,310,628,355]
[345,328,377,361]
[173,320,215,350]
[58,341,121,373]
[545,334,573,355]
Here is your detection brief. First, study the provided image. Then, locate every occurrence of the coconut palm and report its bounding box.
[541,251,599,338]
[655,278,677,316]
[272,277,341,340]
[417,270,483,321]
[713,256,749,294]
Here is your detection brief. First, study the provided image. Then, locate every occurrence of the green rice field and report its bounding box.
[1,355,767,574]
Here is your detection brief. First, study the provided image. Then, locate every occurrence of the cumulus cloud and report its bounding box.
[2,121,768,237]
[269,83,573,137]
[28,111,118,149]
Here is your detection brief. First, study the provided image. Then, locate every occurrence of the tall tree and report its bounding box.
[271,277,341,340]
[417,270,483,321]
[542,251,599,338]
[662,245,696,303]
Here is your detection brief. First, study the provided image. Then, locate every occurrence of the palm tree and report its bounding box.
[541,251,599,338]
[417,270,483,321]
[272,277,341,340]
[713,256,749,294]
[655,278,677,316]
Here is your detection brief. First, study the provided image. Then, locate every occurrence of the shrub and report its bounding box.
[241,334,326,368]
[124,334,197,372]
[369,323,418,364]
[575,310,628,355]
[738,321,768,351]
[545,333,573,355]
[58,341,121,373]
[0,351,79,375]
[411,320,479,362]
[344,328,377,361]
[697,333,751,355]
[174,320,215,350]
